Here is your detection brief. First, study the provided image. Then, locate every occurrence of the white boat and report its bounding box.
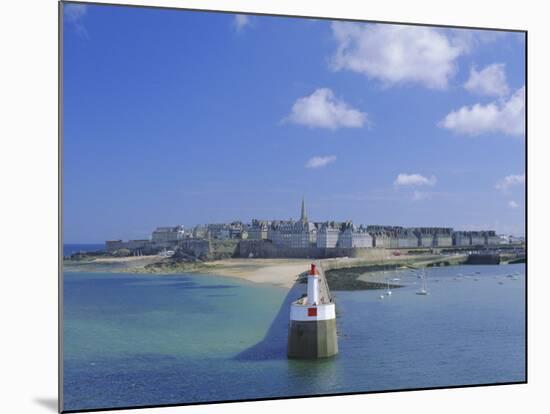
[386,279,392,296]
[416,270,430,295]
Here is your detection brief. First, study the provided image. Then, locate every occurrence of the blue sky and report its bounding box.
[62,3,526,243]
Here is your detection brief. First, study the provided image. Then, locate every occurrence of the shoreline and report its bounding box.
[63,257,314,289]
[62,253,474,289]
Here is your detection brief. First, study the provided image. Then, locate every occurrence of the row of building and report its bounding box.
[105,199,524,253]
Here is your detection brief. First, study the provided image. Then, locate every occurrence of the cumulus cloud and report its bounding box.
[440,86,525,137]
[306,155,337,169]
[330,22,465,89]
[496,174,525,191]
[286,88,367,130]
[64,3,88,36]
[450,29,506,54]
[234,15,250,32]
[394,173,437,187]
[464,63,510,97]
[508,200,519,209]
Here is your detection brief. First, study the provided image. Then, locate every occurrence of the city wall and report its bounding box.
[237,240,389,260]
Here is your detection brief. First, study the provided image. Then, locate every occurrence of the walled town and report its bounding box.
[103,199,524,261]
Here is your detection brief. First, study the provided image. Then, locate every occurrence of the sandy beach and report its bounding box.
[198,258,312,288]
[64,256,314,289]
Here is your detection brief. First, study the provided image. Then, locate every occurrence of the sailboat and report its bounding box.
[386,279,392,296]
[416,270,429,295]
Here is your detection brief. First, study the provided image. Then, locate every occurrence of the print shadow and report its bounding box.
[33,397,58,412]
[234,279,306,361]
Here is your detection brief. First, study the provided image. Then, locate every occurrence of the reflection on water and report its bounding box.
[63,264,525,411]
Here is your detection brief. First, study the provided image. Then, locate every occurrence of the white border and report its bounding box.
[1,1,546,414]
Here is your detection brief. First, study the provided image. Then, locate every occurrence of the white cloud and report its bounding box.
[64,3,87,22]
[449,30,506,54]
[330,22,465,89]
[508,200,519,209]
[234,15,250,32]
[394,173,437,187]
[64,3,88,36]
[440,86,525,137]
[286,88,367,130]
[496,174,525,191]
[464,63,510,97]
[305,155,337,169]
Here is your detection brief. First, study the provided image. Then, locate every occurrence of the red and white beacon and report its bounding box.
[288,262,338,358]
[307,264,320,305]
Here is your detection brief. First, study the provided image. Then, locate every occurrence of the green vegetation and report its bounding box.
[142,260,209,274]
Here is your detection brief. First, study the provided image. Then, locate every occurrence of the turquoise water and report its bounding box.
[63,264,525,411]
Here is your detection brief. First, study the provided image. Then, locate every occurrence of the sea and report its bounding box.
[63,243,105,257]
[62,263,526,411]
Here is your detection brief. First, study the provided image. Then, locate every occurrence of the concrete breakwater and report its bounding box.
[320,254,468,272]
[320,255,469,291]
[465,254,501,265]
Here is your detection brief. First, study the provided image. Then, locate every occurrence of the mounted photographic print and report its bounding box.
[60,1,526,412]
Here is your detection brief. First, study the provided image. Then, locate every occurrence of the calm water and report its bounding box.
[63,264,525,411]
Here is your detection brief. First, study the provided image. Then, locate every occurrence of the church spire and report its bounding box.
[300,196,307,222]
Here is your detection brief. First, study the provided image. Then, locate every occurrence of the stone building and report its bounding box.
[415,228,435,247]
[268,220,295,248]
[397,228,419,248]
[483,230,500,246]
[248,219,269,240]
[339,223,373,248]
[433,228,453,247]
[105,240,125,252]
[470,231,485,246]
[152,226,186,245]
[268,198,317,248]
[453,231,471,246]
[371,231,391,248]
[291,220,317,248]
[366,225,399,248]
[316,222,342,248]
[105,239,151,253]
[192,225,208,239]
[126,239,150,251]
[413,227,453,248]
[206,223,227,239]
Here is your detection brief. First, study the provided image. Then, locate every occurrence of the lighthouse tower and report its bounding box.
[288,263,338,358]
[307,264,319,305]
